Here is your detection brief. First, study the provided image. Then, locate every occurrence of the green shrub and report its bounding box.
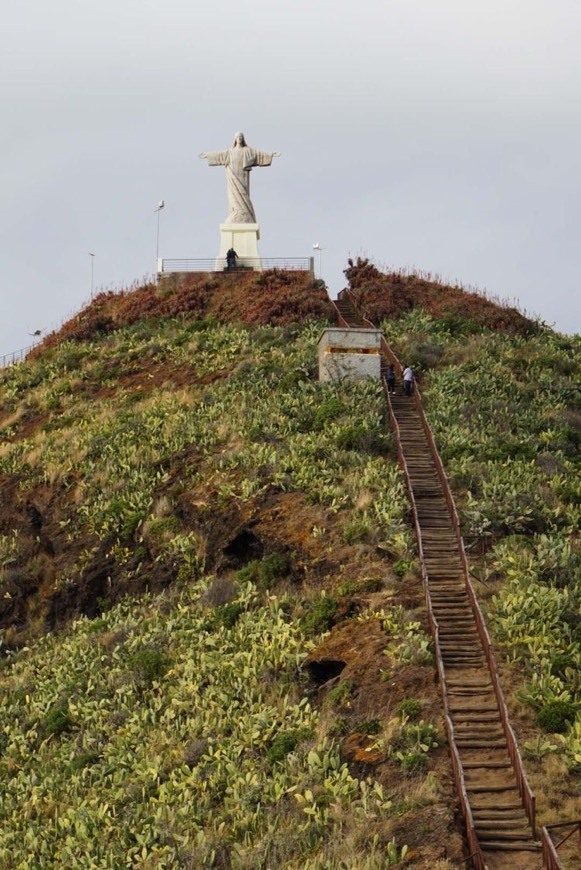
[399,751,428,775]
[266,728,312,764]
[328,716,350,738]
[393,720,437,752]
[39,702,75,739]
[337,577,383,597]
[355,719,381,735]
[336,425,387,455]
[256,553,289,590]
[236,561,261,584]
[336,424,366,451]
[236,554,289,591]
[537,700,576,733]
[326,681,353,707]
[406,340,443,370]
[313,397,344,430]
[212,602,244,630]
[301,594,338,636]
[340,520,370,545]
[86,617,109,635]
[550,654,576,679]
[66,752,101,773]
[392,560,409,578]
[128,647,169,687]
[395,699,422,720]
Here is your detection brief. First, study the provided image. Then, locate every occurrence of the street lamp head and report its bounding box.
[313,242,321,251]
[156,200,165,211]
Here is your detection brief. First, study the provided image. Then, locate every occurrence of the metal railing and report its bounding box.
[158,257,314,274]
[542,821,581,869]
[0,344,34,369]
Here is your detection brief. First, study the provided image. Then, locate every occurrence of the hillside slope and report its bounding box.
[0,270,579,867]
[0,275,460,868]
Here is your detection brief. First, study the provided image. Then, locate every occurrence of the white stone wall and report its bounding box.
[318,328,382,382]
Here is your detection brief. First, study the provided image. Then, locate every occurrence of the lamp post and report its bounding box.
[155,200,165,274]
[89,253,95,297]
[312,242,323,279]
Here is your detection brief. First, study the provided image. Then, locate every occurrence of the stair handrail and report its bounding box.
[541,820,580,870]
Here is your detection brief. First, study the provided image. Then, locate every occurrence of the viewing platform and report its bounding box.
[157,257,314,277]
[1,344,35,369]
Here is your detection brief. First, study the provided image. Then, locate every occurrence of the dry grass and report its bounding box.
[356,489,374,511]
[530,753,580,823]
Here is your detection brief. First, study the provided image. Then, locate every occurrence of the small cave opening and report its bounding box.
[307,659,347,686]
[222,528,263,568]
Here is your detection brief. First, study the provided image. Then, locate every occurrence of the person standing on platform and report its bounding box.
[226,248,238,271]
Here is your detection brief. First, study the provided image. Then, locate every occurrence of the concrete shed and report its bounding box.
[318,328,382,382]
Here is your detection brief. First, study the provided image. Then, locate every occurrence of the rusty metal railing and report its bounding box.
[158,257,314,274]
[542,821,580,869]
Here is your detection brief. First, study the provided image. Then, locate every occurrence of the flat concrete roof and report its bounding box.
[318,327,382,349]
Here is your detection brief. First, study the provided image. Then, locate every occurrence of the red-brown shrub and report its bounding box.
[33,271,332,352]
[343,258,537,336]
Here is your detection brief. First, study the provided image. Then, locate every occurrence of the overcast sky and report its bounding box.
[1,0,580,355]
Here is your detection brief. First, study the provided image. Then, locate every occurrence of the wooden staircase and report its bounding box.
[390,392,539,866]
[333,293,542,868]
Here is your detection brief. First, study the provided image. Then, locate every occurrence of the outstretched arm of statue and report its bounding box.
[251,150,281,167]
[199,150,229,166]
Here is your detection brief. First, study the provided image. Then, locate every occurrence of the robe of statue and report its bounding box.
[200,134,278,224]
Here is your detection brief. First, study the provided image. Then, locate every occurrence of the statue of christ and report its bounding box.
[199,132,280,224]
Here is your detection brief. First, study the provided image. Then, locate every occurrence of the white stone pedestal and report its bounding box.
[217,223,262,271]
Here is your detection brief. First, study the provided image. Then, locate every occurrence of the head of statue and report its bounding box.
[233,132,247,147]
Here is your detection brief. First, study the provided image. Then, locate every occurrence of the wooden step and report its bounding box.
[474,819,531,840]
[451,705,499,715]
[479,841,540,851]
[447,679,492,687]
[472,807,527,818]
[453,713,500,723]
[471,804,526,819]
[477,831,535,842]
[467,785,519,794]
[471,800,526,811]
[457,730,504,740]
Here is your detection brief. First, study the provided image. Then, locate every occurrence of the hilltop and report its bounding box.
[33,269,332,351]
[345,258,538,336]
[0,267,579,868]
